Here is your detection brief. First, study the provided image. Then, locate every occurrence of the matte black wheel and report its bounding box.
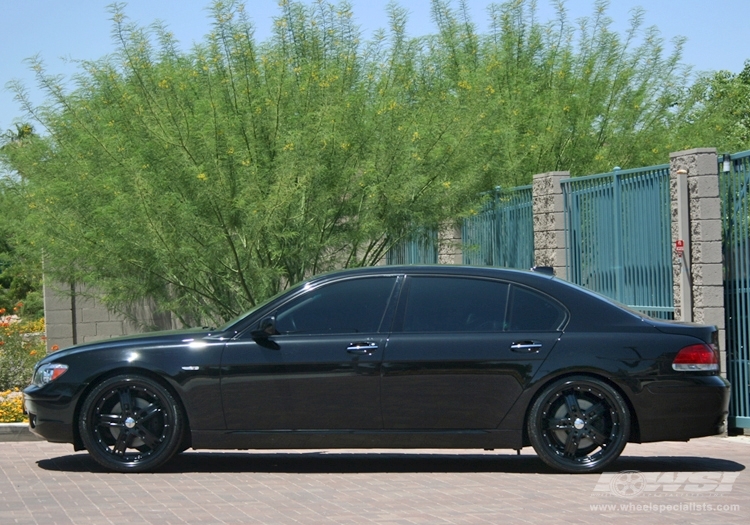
[79,374,183,473]
[528,376,630,473]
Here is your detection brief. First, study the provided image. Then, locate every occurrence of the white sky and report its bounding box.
[2,0,749,132]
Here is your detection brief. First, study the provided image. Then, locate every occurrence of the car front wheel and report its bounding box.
[528,376,630,473]
[79,374,184,473]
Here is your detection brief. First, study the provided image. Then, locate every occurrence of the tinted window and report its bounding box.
[402,277,509,332]
[274,277,396,335]
[507,285,566,331]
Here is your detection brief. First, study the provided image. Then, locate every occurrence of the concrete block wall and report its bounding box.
[43,281,176,352]
[43,282,76,351]
[669,148,726,373]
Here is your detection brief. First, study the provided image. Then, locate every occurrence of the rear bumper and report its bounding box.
[633,375,730,442]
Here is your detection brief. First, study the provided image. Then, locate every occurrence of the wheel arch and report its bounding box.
[521,371,641,448]
[72,366,192,451]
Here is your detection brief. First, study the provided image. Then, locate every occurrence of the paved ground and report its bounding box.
[1,436,748,525]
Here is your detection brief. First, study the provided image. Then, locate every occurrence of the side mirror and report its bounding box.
[251,316,278,339]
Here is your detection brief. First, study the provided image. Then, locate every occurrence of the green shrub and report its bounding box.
[0,314,44,391]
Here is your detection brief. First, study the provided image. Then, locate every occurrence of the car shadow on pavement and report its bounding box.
[36,451,745,474]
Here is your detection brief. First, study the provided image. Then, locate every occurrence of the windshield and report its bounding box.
[216,281,307,332]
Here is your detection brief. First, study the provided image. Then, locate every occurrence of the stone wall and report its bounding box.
[669,148,726,371]
[437,224,463,265]
[43,281,175,352]
[532,172,569,279]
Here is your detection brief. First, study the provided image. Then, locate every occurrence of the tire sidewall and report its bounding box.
[528,375,630,473]
[79,374,183,473]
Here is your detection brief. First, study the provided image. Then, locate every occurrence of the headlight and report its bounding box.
[33,363,69,386]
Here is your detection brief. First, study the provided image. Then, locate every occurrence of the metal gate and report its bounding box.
[721,150,750,429]
[386,228,438,265]
[461,185,534,268]
[562,165,674,319]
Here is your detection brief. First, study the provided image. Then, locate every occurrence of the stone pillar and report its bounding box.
[438,224,463,265]
[669,148,726,373]
[532,171,570,279]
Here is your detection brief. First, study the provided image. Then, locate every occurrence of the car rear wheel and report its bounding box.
[528,376,630,473]
[79,374,183,473]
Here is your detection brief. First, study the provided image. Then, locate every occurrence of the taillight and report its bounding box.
[672,344,719,372]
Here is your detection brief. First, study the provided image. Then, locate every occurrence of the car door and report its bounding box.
[221,275,399,430]
[381,276,565,429]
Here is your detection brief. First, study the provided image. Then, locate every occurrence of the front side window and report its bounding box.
[273,277,397,335]
[401,276,509,332]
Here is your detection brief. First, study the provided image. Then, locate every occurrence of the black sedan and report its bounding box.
[24,265,729,473]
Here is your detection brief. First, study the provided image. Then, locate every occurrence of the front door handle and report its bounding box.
[347,342,379,355]
[510,341,542,352]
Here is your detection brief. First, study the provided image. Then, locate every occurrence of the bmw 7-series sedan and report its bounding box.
[24,266,730,473]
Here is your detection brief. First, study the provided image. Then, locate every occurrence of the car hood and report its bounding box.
[40,327,222,363]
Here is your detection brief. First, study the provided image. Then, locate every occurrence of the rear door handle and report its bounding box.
[510,341,542,352]
[347,342,379,355]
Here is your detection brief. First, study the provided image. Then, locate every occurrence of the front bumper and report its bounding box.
[23,384,79,445]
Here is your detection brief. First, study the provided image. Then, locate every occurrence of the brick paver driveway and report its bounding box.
[1,436,748,524]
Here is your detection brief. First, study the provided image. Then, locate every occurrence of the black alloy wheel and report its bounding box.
[528,376,630,473]
[79,374,184,472]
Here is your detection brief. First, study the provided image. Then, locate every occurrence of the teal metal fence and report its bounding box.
[562,165,674,319]
[385,228,439,265]
[461,185,534,268]
[721,150,750,429]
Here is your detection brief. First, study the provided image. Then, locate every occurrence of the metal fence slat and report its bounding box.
[721,150,750,429]
[561,165,674,320]
[461,185,534,269]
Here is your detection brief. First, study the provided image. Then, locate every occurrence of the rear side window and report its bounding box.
[274,277,397,334]
[402,277,509,332]
[506,285,566,331]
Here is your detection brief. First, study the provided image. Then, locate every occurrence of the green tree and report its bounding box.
[429,0,690,186]
[674,60,750,152]
[2,0,693,325]
[5,1,481,325]
[0,124,43,319]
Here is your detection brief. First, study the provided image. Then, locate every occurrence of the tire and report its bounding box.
[528,376,630,473]
[79,374,184,473]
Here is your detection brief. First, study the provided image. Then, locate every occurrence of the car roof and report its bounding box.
[306,265,556,286]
